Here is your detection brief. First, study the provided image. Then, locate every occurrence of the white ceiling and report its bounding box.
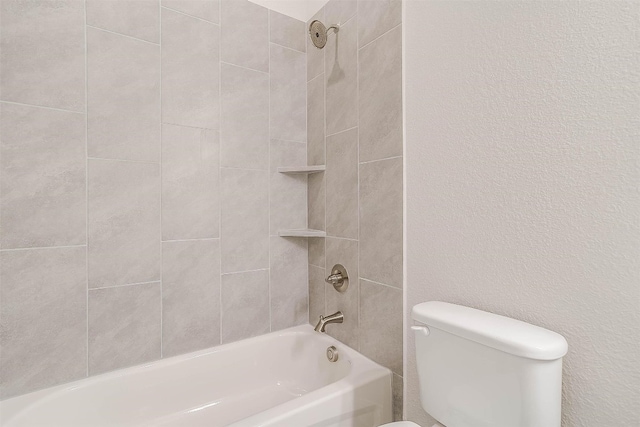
[248,0,329,22]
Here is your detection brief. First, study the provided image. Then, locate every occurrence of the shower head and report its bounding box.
[309,20,339,49]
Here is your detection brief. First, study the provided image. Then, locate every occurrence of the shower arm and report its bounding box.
[326,24,340,34]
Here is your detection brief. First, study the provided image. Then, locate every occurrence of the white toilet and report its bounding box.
[383,301,568,427]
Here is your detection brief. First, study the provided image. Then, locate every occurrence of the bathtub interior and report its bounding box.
[1,329,355,427]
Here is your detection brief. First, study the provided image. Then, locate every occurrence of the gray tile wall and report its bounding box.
[306,0,404,421]
[0,0,308,399]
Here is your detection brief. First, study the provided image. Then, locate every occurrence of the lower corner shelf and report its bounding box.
[277,166,325,174]
[278,229,327,238]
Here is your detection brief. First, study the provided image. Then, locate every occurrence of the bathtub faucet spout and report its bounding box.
[314,311,344,333]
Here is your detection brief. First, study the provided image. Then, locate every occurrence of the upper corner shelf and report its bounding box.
[277,165,325,174]
[278,229,327,238]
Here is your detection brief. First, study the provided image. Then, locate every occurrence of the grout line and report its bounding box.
[401,0,407,413]
[303,15,314,323]
[322,5,327,318]
[86,25,160,46]
[84,0,89,378]
[221,267,270,276]
[0,244,86,252]
[90,280,161,291]
[87,156,159,165]
[356,10,361,353]
[305,22,310,326]
[268,12,272,333]
[324,235,358,242]
[162,237,219,243]
[326,125,358,138]
[271,137,307,144]
[269,40,305,54]
[308,262,324,270]
[0,100,84,115]
[220,61,269,75]
[307,71,324,84]
[218,0,223,346]
[360,277,402,291]
[359,155,403,165]
[159,1,164,359]
[161,6,220,25]
[162,121,218,131]
[220,165,268,172]
[358,22,402,52]
[336,12,357,30]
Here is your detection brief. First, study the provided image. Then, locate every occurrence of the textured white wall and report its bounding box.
[404,1,639,426]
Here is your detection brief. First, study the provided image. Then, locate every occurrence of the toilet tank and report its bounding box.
[412,302,568,427]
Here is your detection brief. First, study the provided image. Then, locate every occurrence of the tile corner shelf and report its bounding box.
[277,165,325,174]
[277,166,326,238]
[278,229,327,238]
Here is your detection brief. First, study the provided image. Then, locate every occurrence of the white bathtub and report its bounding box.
[0,325,392,427]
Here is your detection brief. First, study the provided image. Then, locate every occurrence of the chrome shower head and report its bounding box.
[309,20,339,49]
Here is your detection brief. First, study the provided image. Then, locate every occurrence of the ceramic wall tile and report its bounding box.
[326,128,358,239]
[309,264,326,324]
[308,237,325,268]
[0,104,86,249]
[358,25,402,162]
[357,0,401,48]
[220,63,269,170]
[270,237,309,330]
[88,282,161,374]
[325,16,357,135]
[221,269,270,343]
[359,157,402,288]
[307,74,325,166]
[359,279,403,374]
[162,240,221,356]
[163,0,220,23]
[162,124,219,241]
[220,168,269,273]
[308,172,325,232]
[87,0,159,43]
[393,373,404,421]
[162,8,220,130]
[270,44,306,142]
[221,0,269,72]
[325,0,357,27]
[0,0,85,111]
[270,10,305,52]
[0,247,87,399]
[88,159,161,288]
[88,27,160,162]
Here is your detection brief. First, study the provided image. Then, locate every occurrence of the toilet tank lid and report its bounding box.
[412,302,568,360]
